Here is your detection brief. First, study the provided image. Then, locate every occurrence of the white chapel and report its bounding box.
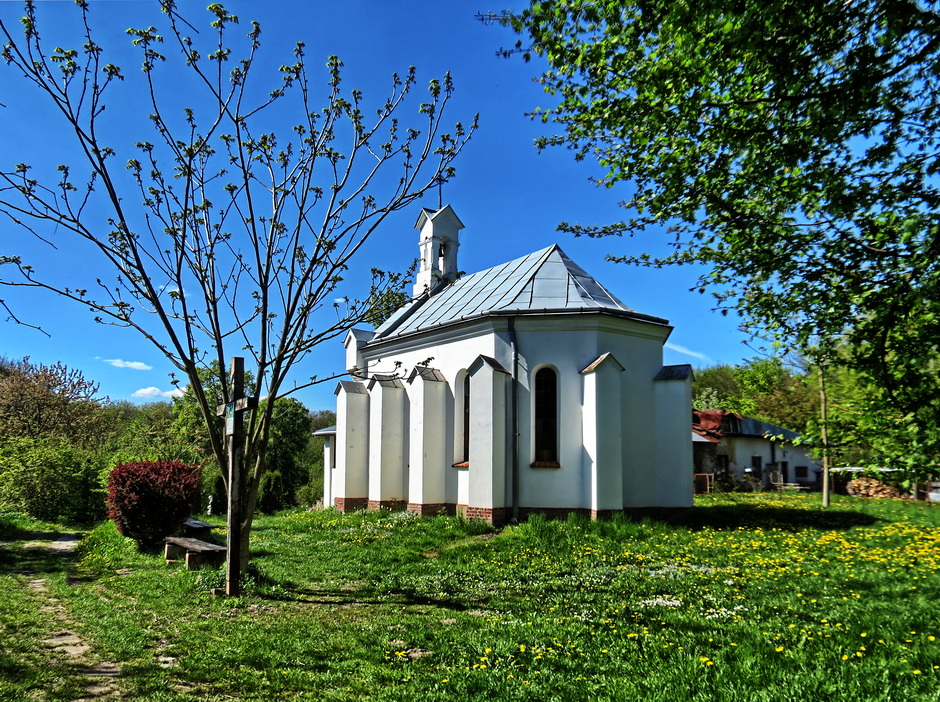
[320,205,693,524]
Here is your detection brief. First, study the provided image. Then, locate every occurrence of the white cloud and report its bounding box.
[132,386,184,399]
[664,342,711,363]
[104,358,153,371]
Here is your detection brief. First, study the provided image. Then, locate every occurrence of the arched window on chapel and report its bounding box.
[533,367,559,466]
[462,372,471,463]
[452,370,470,468]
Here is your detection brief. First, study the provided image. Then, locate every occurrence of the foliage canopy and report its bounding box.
[494,0,940,477]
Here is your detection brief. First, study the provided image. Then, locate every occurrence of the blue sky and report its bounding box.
[0,0,756,411]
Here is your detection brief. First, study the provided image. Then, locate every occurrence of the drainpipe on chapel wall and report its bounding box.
[509,316,520,522]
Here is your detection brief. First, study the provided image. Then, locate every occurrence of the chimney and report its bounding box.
[412,204,465,297]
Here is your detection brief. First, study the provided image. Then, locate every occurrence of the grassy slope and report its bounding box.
[1,494,939,700]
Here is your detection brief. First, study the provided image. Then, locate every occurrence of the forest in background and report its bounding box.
[0,350,925,526]
[0,357,334,525]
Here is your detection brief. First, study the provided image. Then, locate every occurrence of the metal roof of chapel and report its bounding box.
[370,244,668,343]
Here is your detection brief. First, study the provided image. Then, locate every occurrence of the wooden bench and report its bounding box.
[164,536,227,570]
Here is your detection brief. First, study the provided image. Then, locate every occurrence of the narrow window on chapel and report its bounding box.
[462,373,471,463]
[533,367,558,465]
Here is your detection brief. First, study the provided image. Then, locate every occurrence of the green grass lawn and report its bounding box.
[2,493,940,700]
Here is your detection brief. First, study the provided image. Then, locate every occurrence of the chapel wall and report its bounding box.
[338,313,688,522]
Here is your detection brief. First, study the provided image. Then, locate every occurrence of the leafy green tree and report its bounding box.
[261,397,313,510]
[752,375,818,435]
[297,408,337,506]
[100,401,192,467]
[170,363,243,467]
[691,364,738,412]
[694,358,788,417]
[363,289,411,327]
[0,2,474,568]
[694,357,817,433]
[801,358,939,475]
[493,1,940,479]
[0,357,108,447]
[170,365,318,511]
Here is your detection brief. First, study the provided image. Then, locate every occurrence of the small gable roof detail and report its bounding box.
[367,374,404,390]
[415,204,465,231]
[580,352,625,374]
[408,365,446,383]
[372,244,667,342]
[345,328,375,347]
[469,354,510,375]
[335,380,367,395]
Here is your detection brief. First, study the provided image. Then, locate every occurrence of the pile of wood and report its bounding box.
[846,476,905,499]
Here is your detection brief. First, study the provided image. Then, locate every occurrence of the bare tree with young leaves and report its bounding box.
[0,0,476,566]
[0,356,108,446]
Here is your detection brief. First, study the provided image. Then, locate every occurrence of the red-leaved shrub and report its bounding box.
[107,461,201,547]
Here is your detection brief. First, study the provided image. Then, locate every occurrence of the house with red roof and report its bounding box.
[693,409,821,488]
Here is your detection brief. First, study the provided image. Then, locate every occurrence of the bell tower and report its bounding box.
[412,205,465,297]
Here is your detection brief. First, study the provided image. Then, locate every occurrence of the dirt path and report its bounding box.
[16,534,123,700]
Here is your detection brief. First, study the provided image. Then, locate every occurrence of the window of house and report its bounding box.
[795,465,808,479]
[750,455,763,478]
[716,454,730,477]
[533,367,559,466]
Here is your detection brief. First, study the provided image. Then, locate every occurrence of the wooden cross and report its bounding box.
[216,357,257,597]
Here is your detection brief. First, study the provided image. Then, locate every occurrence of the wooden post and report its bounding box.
[818,363,831,508]
[216,357,257,597]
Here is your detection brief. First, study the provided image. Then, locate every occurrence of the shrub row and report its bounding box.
[0,437,105,524]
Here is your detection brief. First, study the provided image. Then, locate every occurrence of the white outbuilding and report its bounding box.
[321,205,693,524]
